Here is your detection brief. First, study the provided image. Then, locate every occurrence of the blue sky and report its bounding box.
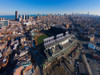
[0,0,100,15]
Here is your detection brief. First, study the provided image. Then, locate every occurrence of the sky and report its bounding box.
[0,0,100,15]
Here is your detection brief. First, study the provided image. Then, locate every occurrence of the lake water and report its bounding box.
[0,14,46,20]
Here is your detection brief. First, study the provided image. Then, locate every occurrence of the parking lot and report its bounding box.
[78,36,100,75]
[88,56,100,75]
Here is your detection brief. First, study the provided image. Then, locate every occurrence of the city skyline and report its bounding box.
[0,0,100,15]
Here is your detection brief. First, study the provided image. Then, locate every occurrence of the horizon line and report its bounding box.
[0,13,100,16]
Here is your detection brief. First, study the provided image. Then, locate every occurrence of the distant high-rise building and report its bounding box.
[25,15,28,20]
[64,13,67,17]
[22,15,25,20]
[15,11,18,21]
[40,14,42,17]
[88,12,89,15]
[18,15,22,21]
[25,15,30,20]
[3,18,5,20]
[37,14,40,19]
[0,18,5,21]
[17,15,21,21]
[0,18,2,20]
[28,15,30,19]
[19,15,22,18]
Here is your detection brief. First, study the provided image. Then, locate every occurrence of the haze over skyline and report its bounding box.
[0,0,100,15]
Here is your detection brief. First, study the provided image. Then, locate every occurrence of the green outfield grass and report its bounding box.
[37,34,48,44]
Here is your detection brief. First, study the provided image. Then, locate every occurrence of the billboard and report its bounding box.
[65,31,69,37]
[66,31,69,35]
[56,33,63,38]
[44,36,54,43]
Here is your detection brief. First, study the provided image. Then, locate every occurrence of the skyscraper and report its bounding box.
[19,15,22,18]
[22,15,25,20]
[28,15,30,19]
[15,11,18,21]
[25,15,28,20]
